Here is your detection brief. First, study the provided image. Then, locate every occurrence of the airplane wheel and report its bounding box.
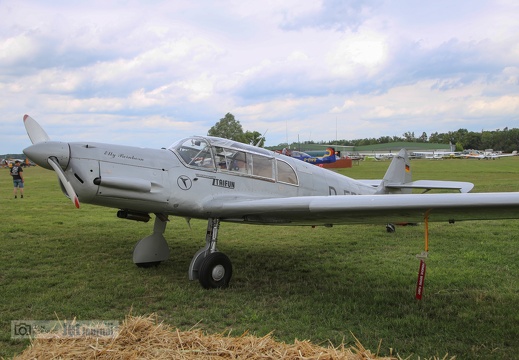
[199,252,233,289]
[136,261,161,268]
[386,223,396,233]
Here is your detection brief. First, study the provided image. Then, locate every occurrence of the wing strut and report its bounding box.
[424,209,430,253]
[415,210,431,300]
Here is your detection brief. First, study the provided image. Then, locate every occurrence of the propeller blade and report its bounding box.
[22,116,78,208]
[47,157,80,209]
[24,114,51,144]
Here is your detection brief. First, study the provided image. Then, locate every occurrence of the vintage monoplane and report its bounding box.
[22,115,519,289]
[284,147,337,164]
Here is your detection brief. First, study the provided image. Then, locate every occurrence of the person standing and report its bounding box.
[10,160,24,199]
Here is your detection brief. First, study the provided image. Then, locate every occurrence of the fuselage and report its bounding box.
[25,136,377,219]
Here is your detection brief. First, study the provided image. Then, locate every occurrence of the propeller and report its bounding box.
[47,156,80,208]
[23,115,50,143]
[23,115,80,208]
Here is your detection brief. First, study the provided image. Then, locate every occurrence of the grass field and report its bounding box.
[1,157,518,359]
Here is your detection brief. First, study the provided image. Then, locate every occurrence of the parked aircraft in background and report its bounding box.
[411,151,459,159]
[482,150,517,160]
[363,153,396,161]
[425,154,444,160]
[462,150,518,160]
[2,158,32,167]
[462,150,486,159]
[22,115,519,289]
[346,153,363,161]
[282,147,337,164]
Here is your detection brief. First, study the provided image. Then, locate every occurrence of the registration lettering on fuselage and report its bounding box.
[212,178,235,189]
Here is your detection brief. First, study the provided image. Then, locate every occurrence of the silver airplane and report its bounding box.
[22,115,519,289]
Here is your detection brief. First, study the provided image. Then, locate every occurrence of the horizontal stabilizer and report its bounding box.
[385,180,474,193]
[357,180,473,193]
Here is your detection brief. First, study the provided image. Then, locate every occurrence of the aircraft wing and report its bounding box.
[203,192,519,225]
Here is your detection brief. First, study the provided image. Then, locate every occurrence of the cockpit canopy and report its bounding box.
[168,136,298,185]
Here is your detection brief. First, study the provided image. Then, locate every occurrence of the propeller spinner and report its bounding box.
[23,115,80,208]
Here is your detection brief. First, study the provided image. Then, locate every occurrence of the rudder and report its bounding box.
[376,149,412,194]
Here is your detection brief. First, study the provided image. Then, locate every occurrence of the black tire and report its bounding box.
[199,252,233,289]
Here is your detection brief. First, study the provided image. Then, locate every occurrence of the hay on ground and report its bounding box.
[13,314,400,359]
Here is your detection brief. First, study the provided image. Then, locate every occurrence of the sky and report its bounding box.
[1,0,519,154]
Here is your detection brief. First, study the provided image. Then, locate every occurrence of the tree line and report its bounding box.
[209,113,519,153]
[319,128,519,152]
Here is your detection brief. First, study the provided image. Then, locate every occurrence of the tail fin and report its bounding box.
[376,149,412,194]
[322,147,336,163]
[376,148,474,194]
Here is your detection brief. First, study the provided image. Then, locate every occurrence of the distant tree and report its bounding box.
[243,130,265,146]
[403,131,416,142]
[464,131,482,150]
[418,132,428,143]
[378,136,392,144]
[208,113,245,142]
[480,131,494,149]
[453,129,470,146]
[208,113,268,146]
[503,128,519,152]
[428,132,440,143]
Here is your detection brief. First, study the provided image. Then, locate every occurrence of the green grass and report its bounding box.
[1,157,519,359]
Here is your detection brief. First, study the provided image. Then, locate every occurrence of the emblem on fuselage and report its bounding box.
[177,175,192,190]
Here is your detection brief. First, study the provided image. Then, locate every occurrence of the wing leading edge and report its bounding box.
[203,192,519,225]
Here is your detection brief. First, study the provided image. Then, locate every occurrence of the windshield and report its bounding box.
[170,137,215,169]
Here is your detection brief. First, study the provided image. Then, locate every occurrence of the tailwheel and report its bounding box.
[198,252,233,289]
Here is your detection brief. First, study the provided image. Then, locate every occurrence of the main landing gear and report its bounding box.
[131,215,232,289]
[189,218,233,289]
[133,214,171,267]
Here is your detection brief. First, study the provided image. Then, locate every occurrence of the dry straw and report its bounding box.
[13,314,452,359]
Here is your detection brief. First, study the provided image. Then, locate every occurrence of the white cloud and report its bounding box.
[327,30,388,78]
[1,0,519,153]
[0,34,40,66]
[468,96,519,116]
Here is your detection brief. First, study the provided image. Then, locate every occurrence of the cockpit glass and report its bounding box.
[169,136,297,185]
[214,147,248,173]
[171,138,215,169]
